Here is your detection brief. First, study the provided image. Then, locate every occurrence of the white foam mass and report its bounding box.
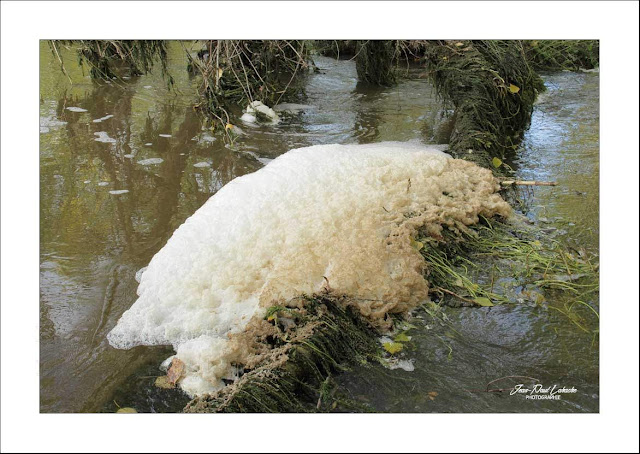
[108,141,509,396]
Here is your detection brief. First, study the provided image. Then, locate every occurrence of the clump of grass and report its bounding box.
[49,40,173,86]
[416,215,599,334]
[523,40,599,71]
[186,40,314,134]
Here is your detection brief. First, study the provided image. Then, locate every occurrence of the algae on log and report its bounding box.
[421,40,544,165]
[355,40,397,86]
[184,295,381,413]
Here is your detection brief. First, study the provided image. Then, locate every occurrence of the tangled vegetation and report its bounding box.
[418,214,598,325]
[355,40,398,86]
[417,40,544,165]
[186,40,313,132]
[314,40,358,58]
[49,40,173,85]
[523,40,599,71]
[184,294,381,413]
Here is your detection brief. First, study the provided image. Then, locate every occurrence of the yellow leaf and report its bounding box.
[492,157,503,168]
[410,239,424,251]
[383,342,404,354]
[225,123,234,130]
[394,333,412,342]
[116,407,137,413]
[509,84,520,94]
[474,297,494,307]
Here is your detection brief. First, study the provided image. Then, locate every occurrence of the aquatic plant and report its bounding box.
[523,40,599,71]
[186,40,313,134]
[184,295,380,413]
[48,40,173,86]
[355,40,398,86]
[417,214,599,334]
[414,40,545,165]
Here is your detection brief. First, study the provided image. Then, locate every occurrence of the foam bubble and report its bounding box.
[92,114,114,123]
[94,131,116,143]
[108,141,510,395]
[137,158,164,165]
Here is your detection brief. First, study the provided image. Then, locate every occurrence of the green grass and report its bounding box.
[417,215,599,334]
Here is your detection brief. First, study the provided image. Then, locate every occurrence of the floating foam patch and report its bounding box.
[94,132,116,143]
[137,158,164,165]
[66,106,88,113]
[92,114,114,123]
[109,190,129,195]
[193,162,211,168]
[108,141,510,396]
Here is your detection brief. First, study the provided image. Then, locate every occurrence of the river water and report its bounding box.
[39,42,598,413]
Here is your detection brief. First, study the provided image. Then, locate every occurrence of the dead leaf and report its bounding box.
[428,391,438,401]
[509,84,520,94]
[167,358,185,385]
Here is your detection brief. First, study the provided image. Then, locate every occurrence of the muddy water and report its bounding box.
[40,42,598,412]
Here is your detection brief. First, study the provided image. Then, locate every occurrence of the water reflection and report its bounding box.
[40,41,262,412]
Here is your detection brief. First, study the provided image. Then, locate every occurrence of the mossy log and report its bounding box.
[421,40,544,164]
